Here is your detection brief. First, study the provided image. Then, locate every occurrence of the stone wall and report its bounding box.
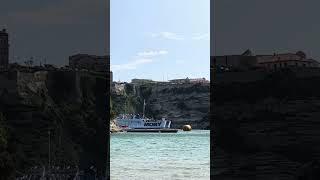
[0,71,17,93]
[213,69,268,84]
[213,67,320,84]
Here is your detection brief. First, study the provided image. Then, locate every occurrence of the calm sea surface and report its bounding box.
[110,130,210,180]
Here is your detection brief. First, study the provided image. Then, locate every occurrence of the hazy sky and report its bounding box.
[111,0,210,82]
[212,0,320,60]
[0,0,109,66]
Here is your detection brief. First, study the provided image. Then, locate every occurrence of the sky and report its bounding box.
[0,0,109,66]
[2,0,320,78]
[111,0,210,82]
[212,0,320,60]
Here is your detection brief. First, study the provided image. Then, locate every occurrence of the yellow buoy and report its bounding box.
[182,125,192,131]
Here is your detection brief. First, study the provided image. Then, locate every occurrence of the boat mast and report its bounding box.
[143,99,146,118]
[124,100,127,115]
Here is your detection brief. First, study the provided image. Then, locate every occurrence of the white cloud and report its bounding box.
[137,50,168,57]
[148,32,184,40]
[111,58,153,71]
[161,32,184,40]
[150,33,159,38]
[148,32,209,40]
[112,49,169,71]
[192,33,210,40]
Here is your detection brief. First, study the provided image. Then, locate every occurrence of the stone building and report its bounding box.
[169,78,190,84]
[213,49,258,71]
[131,78,154,84]
[190,78,209,83]
[0,29,9,69]
[110,71,113,85]
[69,54,109,72]
[169,77,209,84]
[213,50,319,72]
[257,51,319,70]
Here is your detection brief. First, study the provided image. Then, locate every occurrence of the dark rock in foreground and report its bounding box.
[0,69,109,179]
[212,70,320,179]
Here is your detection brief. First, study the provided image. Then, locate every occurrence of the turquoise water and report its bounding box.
[110,130,210,180]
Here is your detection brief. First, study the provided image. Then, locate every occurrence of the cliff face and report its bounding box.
[0,70,108,178]
[111,82,209,129]
[212,70,320,179]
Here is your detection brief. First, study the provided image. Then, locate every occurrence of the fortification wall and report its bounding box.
[213,67,320,84]
[0,70,17,93]
[213,69,268,84]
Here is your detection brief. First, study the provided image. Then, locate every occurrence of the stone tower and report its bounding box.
[0,29,9,69]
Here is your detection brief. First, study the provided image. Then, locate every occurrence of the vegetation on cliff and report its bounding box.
[111,83,151,116]
[110,98,116,120]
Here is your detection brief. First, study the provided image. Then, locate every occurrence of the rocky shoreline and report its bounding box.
[110,120,122,133]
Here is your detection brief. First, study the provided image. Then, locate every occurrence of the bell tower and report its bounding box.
[0,29,9,69]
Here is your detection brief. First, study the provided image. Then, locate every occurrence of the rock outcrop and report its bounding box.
[212,70,320,179]
[111,82,209,129]
[110,119,121,133]
[0,69,109,178]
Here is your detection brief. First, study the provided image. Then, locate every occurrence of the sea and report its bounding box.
[110,130,210,180]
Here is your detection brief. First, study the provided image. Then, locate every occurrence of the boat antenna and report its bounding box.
[143,99,146,118]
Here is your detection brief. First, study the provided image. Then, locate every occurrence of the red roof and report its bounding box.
[257,53,307,63]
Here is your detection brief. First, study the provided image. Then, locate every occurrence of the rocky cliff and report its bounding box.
[111,82,209,129]
[212,70,320,179]
[0,70,108,179]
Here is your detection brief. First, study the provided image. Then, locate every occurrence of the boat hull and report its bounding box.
[115,115,172,129]
[124,129,179,133]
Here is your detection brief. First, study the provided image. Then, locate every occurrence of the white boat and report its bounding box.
[115,99,173,130]
[115,114,172,129]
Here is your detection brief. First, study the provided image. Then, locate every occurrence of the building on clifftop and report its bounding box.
[213,50,320,72]
[212,49,259,72]
[257,51,319,70]
[131,78,154,84]
[69,54,109,72]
